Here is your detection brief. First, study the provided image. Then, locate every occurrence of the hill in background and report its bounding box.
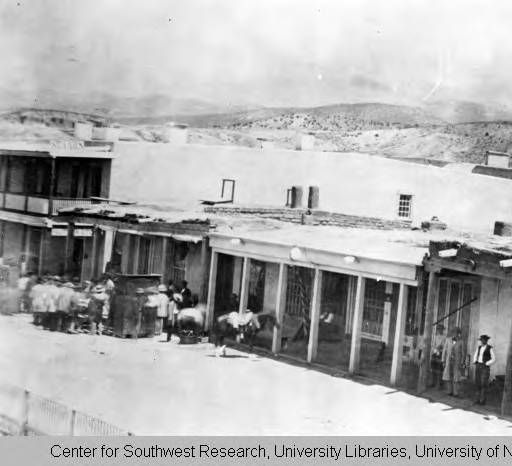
[1,99,512,165]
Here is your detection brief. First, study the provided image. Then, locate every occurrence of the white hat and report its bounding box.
[158,284,167,292]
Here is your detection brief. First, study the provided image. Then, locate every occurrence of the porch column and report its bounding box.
[48,157,56,216]
[390,283,408,386]
[64,222,74,273]
[160,236,169,281]
[272,263,288,354]
[101,227,114,273]
[238,257,250,314]
[90,227,99,278]
[21,225,30,275]
[38,229,49,276]
[0,221,5,261]
[417,270,439,393]
[131,235,141,274]
[120,234,130,274]
[501,278,512,415]
[205,250,218,331]
[307,268,323,363]
[349,276,366,375]
[199,238,209,302]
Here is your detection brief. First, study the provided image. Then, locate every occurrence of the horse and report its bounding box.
[212,310,278,356]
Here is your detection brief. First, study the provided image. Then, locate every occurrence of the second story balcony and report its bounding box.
[0,145,114,217]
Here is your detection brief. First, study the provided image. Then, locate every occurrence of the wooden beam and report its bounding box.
[349,276,366,375]
[205,250,218,331]
[307,268,323,363]
[417,271,439,393]
[425,257,510,281]
[238,257,251,314]
[272,263,287,354]
[390,283,408,386]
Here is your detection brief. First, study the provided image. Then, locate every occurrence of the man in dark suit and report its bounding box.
[473,334,496,405]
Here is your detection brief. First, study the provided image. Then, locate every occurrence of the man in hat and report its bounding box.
[179,280,192,309]
[442,327,465,397]
[56,282,75,332]
[88,284,108,335]
[156,284,169,336]
[473,334,496,405]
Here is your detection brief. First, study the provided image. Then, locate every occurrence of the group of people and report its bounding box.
[431,327,496,406]
[18,272,114,334]
[18,271,197,339]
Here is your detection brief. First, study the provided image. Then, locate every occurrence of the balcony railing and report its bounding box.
[1,193,103,216]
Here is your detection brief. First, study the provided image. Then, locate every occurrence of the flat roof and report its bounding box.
[0,142,115,159]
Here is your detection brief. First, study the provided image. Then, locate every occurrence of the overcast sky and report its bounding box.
[1,0,512,108]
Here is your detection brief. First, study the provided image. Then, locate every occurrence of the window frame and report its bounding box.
[397,192,413,219]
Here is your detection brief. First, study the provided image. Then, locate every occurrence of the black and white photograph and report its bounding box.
[1,0,512,438]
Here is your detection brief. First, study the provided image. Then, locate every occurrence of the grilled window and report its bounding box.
[398,194,413,218]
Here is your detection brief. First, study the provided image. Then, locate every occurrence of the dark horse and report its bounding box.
[212,310,278,356]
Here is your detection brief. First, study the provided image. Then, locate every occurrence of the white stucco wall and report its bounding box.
[111,142,512,233]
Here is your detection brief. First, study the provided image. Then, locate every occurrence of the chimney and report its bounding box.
[295,132,315,151]
[307,186,319,209]
[289,186,303,208]
[92,126,121,142]
[494,221,512,236]
[485,150,510,168]
[74,121,93,140]
[162,122,189,144]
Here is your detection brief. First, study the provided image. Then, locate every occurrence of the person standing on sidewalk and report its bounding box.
[442,327,464,397]
[473,334,496,405]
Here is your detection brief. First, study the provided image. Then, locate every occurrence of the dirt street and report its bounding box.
[0,314,510,435]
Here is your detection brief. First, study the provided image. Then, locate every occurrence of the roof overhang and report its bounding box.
[425,240,512,280]
[210,232,422,285]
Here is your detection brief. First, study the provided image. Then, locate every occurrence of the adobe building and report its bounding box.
[0,143,114,283]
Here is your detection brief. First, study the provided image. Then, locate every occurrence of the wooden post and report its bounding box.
[48,157,56,216]
[38,229,48,276]
[238,257,250,314]
[20,389,29,435]
[101,228,114,274]
[21,225,31,275]
[349,276,366,375]
[132,235,140,274]
[390,283,408,386]
[307,268,323,363]
[205,250,218,331]
[0,221,5,260]
[272,263,288,354]
[501,278,512,415]
[64,222,74,273]
[417,270,439,393]
[160,236,169,282]
[120,234,130,274]
[68,409,76,436]
[90,227,98,278]
[199,238,209,302]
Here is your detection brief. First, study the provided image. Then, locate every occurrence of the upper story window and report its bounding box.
[398,194,413,219]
